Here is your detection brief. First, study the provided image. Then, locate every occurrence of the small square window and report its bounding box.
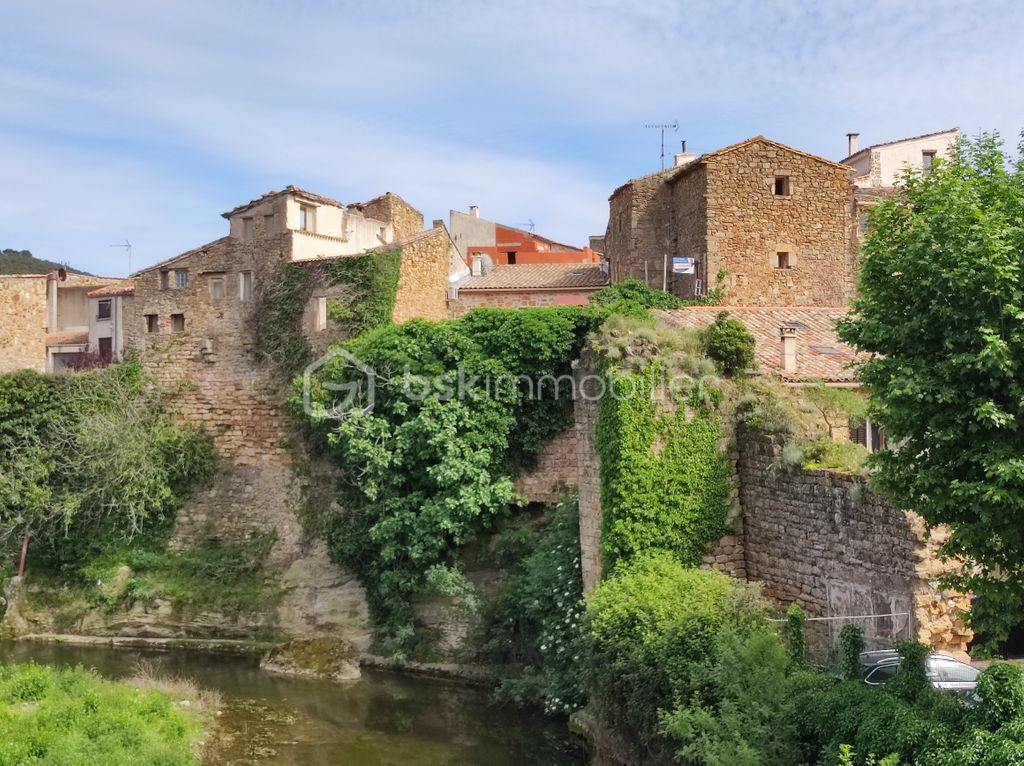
[239,271,253,301]
[160,270,169,290]
[97,299,112,320]
[209,274,225,301]
[243,217,254,240]
[174,270,188,289]
[775,251,791,270]
[507,252,517,265]
[145,314,158,333]
[264,214,276,236]
[171,313,185,333]
[922,150,937,173]
[773,176,791,196]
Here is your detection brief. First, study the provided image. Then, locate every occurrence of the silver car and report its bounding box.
[859,649,980,694]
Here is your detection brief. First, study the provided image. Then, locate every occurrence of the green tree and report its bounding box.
[703,311,757,376]
[838,132,1024,641]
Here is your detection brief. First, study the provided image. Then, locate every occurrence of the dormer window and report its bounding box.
[299,204,315,233]
[773,176,792,197]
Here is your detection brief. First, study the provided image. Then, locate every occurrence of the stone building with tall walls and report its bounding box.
[0,271,120,373]
[841,128,959,189]
[605,136,858,306]
[450,206,602,266]
[118,186,459,644]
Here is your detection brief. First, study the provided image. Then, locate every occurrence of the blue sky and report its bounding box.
[2,0,1022,276]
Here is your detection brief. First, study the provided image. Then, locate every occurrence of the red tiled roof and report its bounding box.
[459,264,610,292]
[87,280,134,297]
[45,331,88,347]
[654,306,862,383]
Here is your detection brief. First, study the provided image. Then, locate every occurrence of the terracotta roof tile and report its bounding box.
[87,280,134,297]
[654,306,862,383]
[459,264,610,292]
[45,331,88,347]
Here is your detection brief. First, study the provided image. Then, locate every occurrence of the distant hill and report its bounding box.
[0,249,92,276]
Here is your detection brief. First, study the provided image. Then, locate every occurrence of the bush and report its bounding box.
[479,499,587,715]
[586,554,768,757]
[839,624,867,681]
[787,604,807,666]
[588,279,685,318]
[703,311,756,376]
[976,662,1024,729]
[799,436,870,473]
[0,662,206,765]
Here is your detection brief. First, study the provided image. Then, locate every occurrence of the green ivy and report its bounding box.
[595,362,730,572]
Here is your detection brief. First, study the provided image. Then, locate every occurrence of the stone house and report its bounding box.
[0,270,121,374]
[447,262,610,318]
[86,280,134,362]
[450,205,602,266]
[605,136,858,307]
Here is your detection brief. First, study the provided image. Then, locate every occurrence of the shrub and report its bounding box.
[479,498,587,715]
[703,311,756,376]
[890,640,931,703]
[839,623,867,681]
[586,554,768,757]
[787,604,807,666]
[976,662,1024,729]
[588,279,685,318]
[799,436,870,473]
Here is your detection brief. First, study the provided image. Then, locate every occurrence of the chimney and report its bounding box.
[846,132,860,156]
[673,140,697,168]
[432,219,444,229]
[780,326,798,373]
[471,253,483,276]
[469,205,479,219]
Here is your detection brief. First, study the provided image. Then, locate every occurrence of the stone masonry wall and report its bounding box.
[0,275,48,373]
[704,141,857,306]
[738,429,971,654]
[574,353,603,595]
[447,289,596,318]
[391,227,451,323]
[358,193,425,242]
[514,426,579,504]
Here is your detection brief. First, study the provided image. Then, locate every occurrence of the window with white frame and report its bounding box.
[239,270,253,301]
[299,204,315,232]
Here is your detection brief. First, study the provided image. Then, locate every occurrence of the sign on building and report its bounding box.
[672,256,695,275]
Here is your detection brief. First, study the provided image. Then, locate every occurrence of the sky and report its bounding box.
[2,0,1023,277]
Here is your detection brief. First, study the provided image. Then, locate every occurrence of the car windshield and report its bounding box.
[864,663,899,685]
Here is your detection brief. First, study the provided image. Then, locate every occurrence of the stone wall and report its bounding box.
[514,426,579,504]
[738,429,971,654]
[357,192,425,241]
[0,275,48,373]
[574,354,603,595]
[447,289,596,318]
[391,227,452,323]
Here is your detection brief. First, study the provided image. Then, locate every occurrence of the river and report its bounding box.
[0,641,586,765]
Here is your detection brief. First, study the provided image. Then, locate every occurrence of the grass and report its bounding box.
[0,661,217,765]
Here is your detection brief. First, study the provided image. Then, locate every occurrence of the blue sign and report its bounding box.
[672,257,695,275]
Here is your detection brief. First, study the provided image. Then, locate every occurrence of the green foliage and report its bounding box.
[803,381,867,439]
[836,132,1024,642]
[0,248,90,275]
[890,640,931,704]
[703,311,757,376]
[797,436,871,473]
[977,662,1024,729]
[838,745,902,766]
[324,249,403,332]
[479,499,586,715]
[786,604,807,666]
[596,362,730,571]
[588,276,724,319]
[300,309,596,651]
[660,628,801,766]
[586,554,768,757]
[0,663,203,765]
[253,261,315,374]
[839,624,867,681]
[0,362,214,569]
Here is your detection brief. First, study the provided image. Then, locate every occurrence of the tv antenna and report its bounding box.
[644,121,679,170]
[109,239,132,275]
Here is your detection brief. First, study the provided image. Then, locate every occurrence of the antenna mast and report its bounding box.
[109,239,132,275]
[644,121,679,170]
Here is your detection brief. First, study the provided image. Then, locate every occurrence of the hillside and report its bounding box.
[0,248,91,275]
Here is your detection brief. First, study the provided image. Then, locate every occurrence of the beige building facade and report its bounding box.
[842,128,959,188]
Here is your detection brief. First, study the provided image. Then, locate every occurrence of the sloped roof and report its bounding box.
[841,128,959,164]
[221,185,345,218]
[132,238,231,276]
[45,331,88,347]
[87,280,135,298]
[611,136,852,200]
[654,306,862,383]
[459,264,609,292]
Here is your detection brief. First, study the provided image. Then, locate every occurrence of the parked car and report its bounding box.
[859,649,980,694]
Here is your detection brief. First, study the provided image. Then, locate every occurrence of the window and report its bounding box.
[160,270,170,290]
[774,251,791,270]
[507,251,517,265]
[174,269,188,289]
[851,417,887,453]
[98,336,112,360]
[97,299,112,320]
[239,270,253,301]
[859,213,870,233]
[932,659,979,684]
[315,296,327,331]
[170,313,185,333]
[145,314,158,333]
[243,217,254,240]
[299,204,314,232]
[864,664,899,686]
[922,150,937,173]
[264,214,276,236]
[773,175,792,196]
[208,274,225,301]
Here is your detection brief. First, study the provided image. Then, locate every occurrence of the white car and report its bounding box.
[859,649,980,694]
